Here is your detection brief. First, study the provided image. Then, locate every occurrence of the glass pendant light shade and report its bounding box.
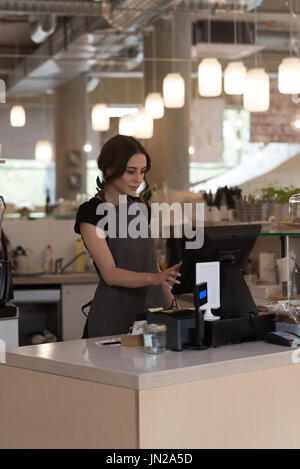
[163,73,185,108]
[10,105,26,127]
[134,107,153,139]
[35,140,53,165]
[198,58,222,97]
[91,104,110,131]
[224,61,247,95]
[278,57,300,94]
[243,68,270,112]
[145,92,164,119]
[119,115,136,136]
[0,79,6,103]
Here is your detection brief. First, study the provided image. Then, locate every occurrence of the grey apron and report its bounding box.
[87,197,167,338]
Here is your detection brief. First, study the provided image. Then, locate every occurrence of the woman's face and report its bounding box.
[110,153,148,196]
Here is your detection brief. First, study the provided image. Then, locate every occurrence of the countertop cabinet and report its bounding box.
[3,339,300,448]
[61,283,97,341]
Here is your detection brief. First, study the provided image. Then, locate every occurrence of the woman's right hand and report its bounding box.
[153,261,183,289]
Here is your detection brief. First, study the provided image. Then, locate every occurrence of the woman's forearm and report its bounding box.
[80,223,181,289]
[105,267,156,288]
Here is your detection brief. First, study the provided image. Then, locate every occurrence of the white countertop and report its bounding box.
[3,338,296,390]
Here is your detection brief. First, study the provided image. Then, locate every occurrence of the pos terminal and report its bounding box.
[148,224,275,350]
[168,224,275,347]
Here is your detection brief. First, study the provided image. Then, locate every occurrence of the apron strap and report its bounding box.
[81,300,92,318]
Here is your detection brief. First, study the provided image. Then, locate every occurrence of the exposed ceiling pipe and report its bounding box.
[7,0,176,96]
[91,50,144,73]
[0,0,104,17]
[86,76,100,93]
[30,14,57,44]
[177,0,264,13]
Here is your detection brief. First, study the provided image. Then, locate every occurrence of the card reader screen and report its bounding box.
[195,282,208,307]
[199,290,207,300]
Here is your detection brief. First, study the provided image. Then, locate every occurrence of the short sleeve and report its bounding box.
[74,199,104,235]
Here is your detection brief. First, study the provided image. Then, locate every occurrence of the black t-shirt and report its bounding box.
[74,195,151,237]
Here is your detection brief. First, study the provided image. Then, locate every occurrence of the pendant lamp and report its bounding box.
[243,68,270,112]
[198,58,222,97]
[10,105,26,127]
[278,57,300,94]
[35,140,53,165]
[224,61,247,95]
[91,104,109,131]
[119,115,136,136]
[145,92,164,119]
[163,73,185,108]
[134,107,153,139]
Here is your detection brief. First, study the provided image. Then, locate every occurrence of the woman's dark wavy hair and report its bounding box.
[96,134,151,201]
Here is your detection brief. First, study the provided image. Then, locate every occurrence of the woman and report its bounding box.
[74,134,182,338]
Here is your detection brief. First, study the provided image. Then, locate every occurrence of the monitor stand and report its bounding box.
[218,264,258,319]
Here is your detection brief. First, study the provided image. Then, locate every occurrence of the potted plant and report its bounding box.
[261,185,300,221]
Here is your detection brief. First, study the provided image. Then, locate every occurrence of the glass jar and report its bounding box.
[289,193,300,223]
[143,323,167,354]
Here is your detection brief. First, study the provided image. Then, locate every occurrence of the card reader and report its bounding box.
[265,331,300,348]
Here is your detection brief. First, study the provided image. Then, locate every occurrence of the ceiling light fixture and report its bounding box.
[145,28,164,119]
[278,58,300,94]
[224,14,247,96]
[119,115,136,136]
[243,68,270,112]
[197,13,222,98]
[224,62,247,95]
[145,92,164,119]
[35,140,53,165]
[134,107,153,139]
[243,6,269,112]
[279,0,300,94]
[162,15,185,109]
[163,73,185,108]
[91,104,110,131]
[10,105,26,127]
[198,58,222,97]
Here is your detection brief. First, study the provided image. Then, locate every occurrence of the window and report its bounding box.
[0,159,55,208]
[0,159,101,208]
[189,108,262,188]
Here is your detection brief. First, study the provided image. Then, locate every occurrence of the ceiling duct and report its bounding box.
[90,50,144,74]
[30,14,57,44]
[6,0,175,97]
[177,0,264,13]
[192,19,265,59]
[0,0,104,17]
